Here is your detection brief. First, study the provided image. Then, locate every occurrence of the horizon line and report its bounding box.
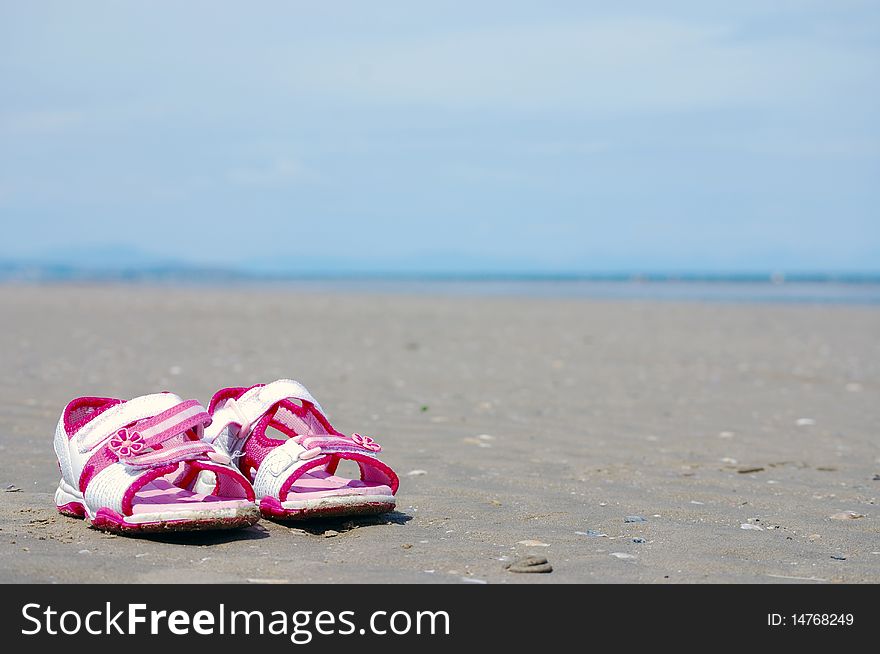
[2,263,880,284]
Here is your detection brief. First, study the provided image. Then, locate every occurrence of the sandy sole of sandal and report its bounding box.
[260,495,396,521]
[55,479,260,534]
[58,503,261,534]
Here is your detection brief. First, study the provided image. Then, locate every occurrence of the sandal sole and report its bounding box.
[56,500,260,534]
[55,479,260,534]
[259,496,396,521]
[90,506,261,534]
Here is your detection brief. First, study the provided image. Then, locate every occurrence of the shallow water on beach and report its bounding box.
[248,279,880,305]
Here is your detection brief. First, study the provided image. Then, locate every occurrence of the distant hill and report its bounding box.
[0,245,240,282]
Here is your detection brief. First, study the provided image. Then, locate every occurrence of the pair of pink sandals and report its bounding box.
[53,379,399,534]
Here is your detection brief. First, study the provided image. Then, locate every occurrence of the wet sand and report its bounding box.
[1,284,878,583]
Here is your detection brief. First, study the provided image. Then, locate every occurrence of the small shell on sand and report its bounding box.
[517,539,550,547]
[505,555,553,573]
[829,511,865,520]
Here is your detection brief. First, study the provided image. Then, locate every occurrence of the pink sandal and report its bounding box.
[53,392,259,533]
[204,379,399,520]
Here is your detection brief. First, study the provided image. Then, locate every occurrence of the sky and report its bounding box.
[1,1,878,274]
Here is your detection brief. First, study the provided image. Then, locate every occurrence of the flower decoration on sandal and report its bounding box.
[351,433,381,452]
[108,428,145,458]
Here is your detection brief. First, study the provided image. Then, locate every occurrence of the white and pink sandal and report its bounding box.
[204,379,399,520]
[53,392,260,533]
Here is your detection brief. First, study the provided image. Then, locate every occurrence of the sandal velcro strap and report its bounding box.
[108,399,214,468]
[298,433,382,454]
[230,380,324,428]
[75,393,186,454]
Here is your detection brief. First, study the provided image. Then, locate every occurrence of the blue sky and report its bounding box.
[1,1,878,273]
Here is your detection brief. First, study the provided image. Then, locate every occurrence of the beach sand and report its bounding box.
[1,284,877,583]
